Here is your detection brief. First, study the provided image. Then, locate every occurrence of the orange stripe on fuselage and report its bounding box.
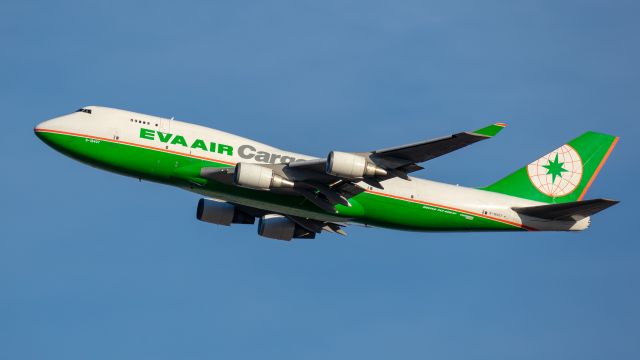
[365,189,536,231]
[35,127,535,231]
[34,128,236,165]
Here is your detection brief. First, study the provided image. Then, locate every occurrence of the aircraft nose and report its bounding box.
[35,117,64,142]
[34,114,78,150]
[35,118,59,135]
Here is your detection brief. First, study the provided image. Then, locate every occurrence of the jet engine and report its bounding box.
[258,214,315,240]
[196,198,255,226]
[234,163,295,190]
[326,151,387,179]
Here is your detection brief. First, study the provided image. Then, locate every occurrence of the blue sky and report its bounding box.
[1,0,639,359]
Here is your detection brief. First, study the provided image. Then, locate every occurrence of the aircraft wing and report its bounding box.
[201,123,506,213]
[229,202,348,237]
[371,123,506,169]
[288,122,507,180]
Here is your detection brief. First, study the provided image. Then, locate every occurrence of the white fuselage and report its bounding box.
[36,106,590,231]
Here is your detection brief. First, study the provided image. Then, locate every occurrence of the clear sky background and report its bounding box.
[1,1,639,359]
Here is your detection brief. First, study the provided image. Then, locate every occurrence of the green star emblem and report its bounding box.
[543,153,568,183]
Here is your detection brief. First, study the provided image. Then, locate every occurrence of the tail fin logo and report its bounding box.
[527,144,583,198]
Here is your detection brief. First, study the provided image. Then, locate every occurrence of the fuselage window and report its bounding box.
[76,108,92,114]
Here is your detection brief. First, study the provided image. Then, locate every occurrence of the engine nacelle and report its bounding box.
[196,198,255,226]
[326,151,387,179]
[234,163,295,190]
[257,214,315,241]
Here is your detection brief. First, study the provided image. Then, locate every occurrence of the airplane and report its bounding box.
[34,106,619,240]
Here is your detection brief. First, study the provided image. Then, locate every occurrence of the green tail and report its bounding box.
[482,131,619,203]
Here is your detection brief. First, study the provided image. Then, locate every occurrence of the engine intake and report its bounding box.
[196,198,255,226]
[326,151,387,179]
[258,214,315,241]
[234,163,295,190]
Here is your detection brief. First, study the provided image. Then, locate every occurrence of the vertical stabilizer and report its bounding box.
[482,131,618,203]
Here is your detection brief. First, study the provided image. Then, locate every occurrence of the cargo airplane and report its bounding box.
[35,106,619,240]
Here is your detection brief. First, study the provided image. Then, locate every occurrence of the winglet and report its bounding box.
[471,123,507,137]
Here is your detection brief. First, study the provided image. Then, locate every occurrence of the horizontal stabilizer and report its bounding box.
[512,198,619,221]
[512,199,619,221]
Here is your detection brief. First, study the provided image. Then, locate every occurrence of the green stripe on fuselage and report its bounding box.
[36,131,524,232]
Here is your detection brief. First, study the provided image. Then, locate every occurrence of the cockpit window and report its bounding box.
[76,108,92,114]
